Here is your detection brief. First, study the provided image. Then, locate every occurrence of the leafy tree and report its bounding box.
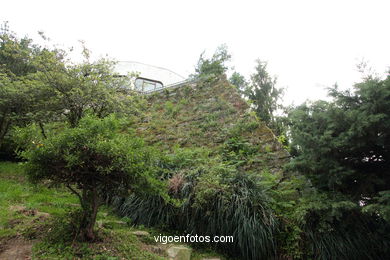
[0,24,142,161]
[288,73,390,202]
[34,46,135,128]
[194,44,231,78]
[284,72,390,258]
[266,71,390,259]
[0,75,25,146]
[0,23,48,152]
[0,22,40,77]
[229,71,247,92]
[244,60,283,126]
[21,116,166,241]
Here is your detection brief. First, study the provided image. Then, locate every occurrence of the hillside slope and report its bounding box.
[136,77,289,173]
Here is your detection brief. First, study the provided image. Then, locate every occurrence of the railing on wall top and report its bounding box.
[142,78,198,94]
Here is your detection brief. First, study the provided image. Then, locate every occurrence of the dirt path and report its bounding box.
[0,238,33,260]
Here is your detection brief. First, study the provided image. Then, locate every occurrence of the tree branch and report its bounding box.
[66,184,82,203]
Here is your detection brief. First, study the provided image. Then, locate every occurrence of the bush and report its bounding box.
[21,115,166,241]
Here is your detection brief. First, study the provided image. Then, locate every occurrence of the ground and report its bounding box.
[0,161,226,260]
[0,238,33,260]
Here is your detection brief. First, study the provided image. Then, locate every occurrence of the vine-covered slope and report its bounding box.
[135,77,289,173]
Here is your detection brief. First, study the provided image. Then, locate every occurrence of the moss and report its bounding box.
[136,78,288,172]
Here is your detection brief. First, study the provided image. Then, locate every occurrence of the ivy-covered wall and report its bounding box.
[135,77,289,173]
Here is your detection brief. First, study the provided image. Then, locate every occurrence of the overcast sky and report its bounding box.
[1,0,389,105]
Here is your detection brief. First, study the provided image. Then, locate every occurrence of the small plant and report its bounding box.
[164,101,181,118]
[179,98,189,106]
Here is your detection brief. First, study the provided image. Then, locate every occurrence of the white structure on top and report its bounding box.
[115,61,186,93]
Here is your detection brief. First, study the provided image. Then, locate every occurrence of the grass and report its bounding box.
[0,162,77,237]
[0,161,225,259]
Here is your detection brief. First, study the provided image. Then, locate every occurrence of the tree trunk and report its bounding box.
[39,121,47,139]
[79,187,100,241]
[0,113,11,147]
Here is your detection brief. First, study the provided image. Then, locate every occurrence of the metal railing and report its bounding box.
[142,78,198,94]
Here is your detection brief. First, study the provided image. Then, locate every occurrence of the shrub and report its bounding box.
[21,115,166,241]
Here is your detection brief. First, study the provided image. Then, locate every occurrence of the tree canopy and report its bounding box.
[194,44,231,78]
[0,25,139,159]
[284,73,390,258]
[288,74,390,202]
[244,60,283,125]
[229,71,247,92]
[0,25,51,154]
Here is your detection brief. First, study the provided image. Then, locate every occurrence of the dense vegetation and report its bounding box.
[285,76,390,259]
[0,162,222,259]
[1,25,389,259]
[19,116,167,241]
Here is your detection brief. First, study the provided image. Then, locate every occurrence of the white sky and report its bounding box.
[1,0,389,105]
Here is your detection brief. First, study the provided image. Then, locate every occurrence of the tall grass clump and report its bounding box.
[300,203,390,259]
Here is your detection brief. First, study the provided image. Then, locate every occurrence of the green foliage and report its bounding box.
[229,71,247,92]
[193,45,231,79]
[120,80,291,259]
[20,115,166,241]
[244,60,283,126]
[288,74,390,201]
[258,169,390,259]
[298,197,390,259]
[285,72,390,259]
[363,190,390,222]
[164,100,181,118]
[33,45,138,127]
[0,161,78,239]
[0,23,41,77]
[0,24,51,157]
[111,147,278,259]
[1,161,200,259]
[0,24,144,163]
[4,24,387,260]
[221,136,258,167]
